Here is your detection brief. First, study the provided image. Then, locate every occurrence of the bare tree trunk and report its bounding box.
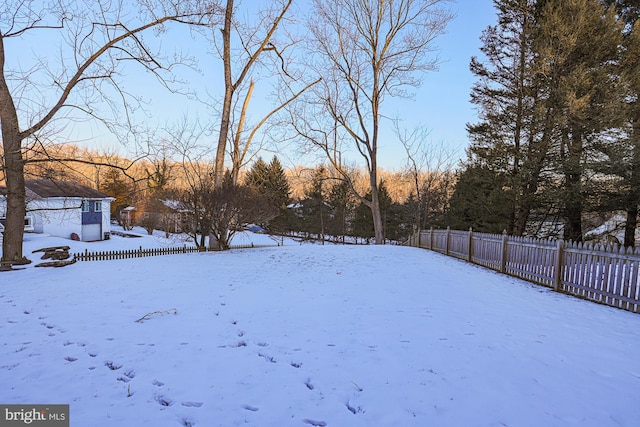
[370,178,384,244]
[213,0,293,187]
[624,118,640,247]
[0,37,27,264]
[562,132,584,242]
[214,0,235,187]
[231,80,255,185]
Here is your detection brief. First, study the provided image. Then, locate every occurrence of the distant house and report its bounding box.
[136,198,193,234]
[119,206,137,230]
[0,180,115,242]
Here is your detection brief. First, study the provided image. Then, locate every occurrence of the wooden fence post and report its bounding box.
[500,230,508,273]
[429,227,434,250]
[553,239,564,292]
[468,227,473,262]
[445,226,451,255]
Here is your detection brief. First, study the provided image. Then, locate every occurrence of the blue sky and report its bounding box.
[9,0,497,172]
[379,0,497,169]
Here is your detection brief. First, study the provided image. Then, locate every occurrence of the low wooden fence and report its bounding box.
[73,243,277,262]
[409,228,640,314]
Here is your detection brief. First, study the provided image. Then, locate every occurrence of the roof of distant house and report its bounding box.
[21,180,112,199]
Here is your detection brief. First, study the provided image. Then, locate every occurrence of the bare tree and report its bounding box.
[163,116,213,246]
[228,76,321,185]
[212,0,295,186]
[289,0,454,244]
[394,121,456,233]
[0,0,217,264]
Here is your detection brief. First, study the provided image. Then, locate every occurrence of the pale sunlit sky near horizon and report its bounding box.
[9,0,497,172]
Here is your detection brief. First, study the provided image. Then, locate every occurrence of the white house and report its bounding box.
[0,180,115,242]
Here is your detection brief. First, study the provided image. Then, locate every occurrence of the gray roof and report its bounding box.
[24,180,112,199]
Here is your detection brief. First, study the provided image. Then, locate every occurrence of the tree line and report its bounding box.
[36,150,454,247]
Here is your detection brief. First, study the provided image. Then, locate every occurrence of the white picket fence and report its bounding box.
[409,228,640,314]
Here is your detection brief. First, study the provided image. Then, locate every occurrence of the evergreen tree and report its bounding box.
[300,166,328,241]
[465,0,627,241]
[446,165,513,233]
[600,0,640,247]
[534,0,624,241]
[352,197,374,243]
[326,180,357,242]
[100,169,133,224]
[621,21,640,247]
[467,0,547,236]
[244,156,291,232]
[244,157,269,189]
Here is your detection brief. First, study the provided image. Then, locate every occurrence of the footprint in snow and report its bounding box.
[64,356,78,362]
[346,401,364,414]
[303,419,327,426]
[152,380,164,387]
[117,370,136,382]
[258,352,277,363]
[155,395,173,407]
[181,402,203,408]
[304,379,314,390]
[104,361,122,370]
[241,404,259,412]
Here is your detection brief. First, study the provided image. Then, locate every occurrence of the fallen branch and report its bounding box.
[135,308,178,323]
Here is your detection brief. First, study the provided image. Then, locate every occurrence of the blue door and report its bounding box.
[81,200,103,241]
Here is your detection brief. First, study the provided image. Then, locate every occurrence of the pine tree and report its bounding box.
[244,157,269,189]
[300,166,328,241]
[446,165,513,233]
[594,2,640,246]
[327,180,357,242]
[467,0,547,236]
[244,156,292,232]
[100,169,133,223]
[465,0,626,241]
[621,21,640,247]
[535,0,624,241]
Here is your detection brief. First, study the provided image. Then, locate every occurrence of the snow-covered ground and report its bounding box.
[2,230,640,426]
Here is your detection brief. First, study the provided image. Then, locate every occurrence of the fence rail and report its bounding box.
[73,243,277,262]
[409,228,640,314]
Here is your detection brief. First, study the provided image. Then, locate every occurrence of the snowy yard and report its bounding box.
[1,231,640,426]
